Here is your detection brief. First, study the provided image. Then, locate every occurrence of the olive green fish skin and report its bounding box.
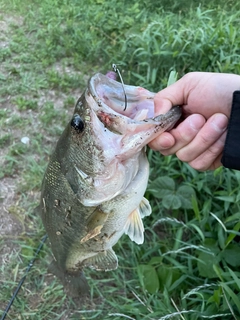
[40,93,108,295]
[40,73,181,296]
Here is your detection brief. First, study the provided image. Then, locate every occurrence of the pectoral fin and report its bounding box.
[83,248,118,271]
[80,207,108,243]
[139,197,152,218]
[124,198,151,244]
[80,225,103,243]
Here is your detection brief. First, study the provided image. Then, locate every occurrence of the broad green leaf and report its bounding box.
[149,256,163,265]
[153,176,175,190]
[162,194,181,209]
[157,265,172,290]
[197,251,219,278]
[222,244,240,267]
[204,238,220,254]
[177,185,196,209]
[148,176,175,199]
[138,265,159,294]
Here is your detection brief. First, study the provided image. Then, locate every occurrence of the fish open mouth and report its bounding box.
[88,73,181,136]
[88,73,156,121]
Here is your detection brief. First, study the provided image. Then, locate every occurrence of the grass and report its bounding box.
[0,0,240,319]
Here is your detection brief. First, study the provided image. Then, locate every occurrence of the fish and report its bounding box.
[40,73,181,296]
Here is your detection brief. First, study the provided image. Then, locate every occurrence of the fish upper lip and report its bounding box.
[88,73,127,115]
[88,73,156,120]
[87,73,182,140]
[88,73,181,124]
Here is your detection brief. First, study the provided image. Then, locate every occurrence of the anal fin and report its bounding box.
[124,197,152,245]
[139,197,152,218]
[124,208,144,244]
[83,248,118,271]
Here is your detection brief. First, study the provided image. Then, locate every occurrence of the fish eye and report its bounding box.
[71,114,84,133]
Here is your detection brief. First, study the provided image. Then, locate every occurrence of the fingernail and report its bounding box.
[211,114,228,133]
[158,133,175,149]
[188,114,205,131]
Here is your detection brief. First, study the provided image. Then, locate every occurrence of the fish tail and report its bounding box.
[64,271,90,297]
[48,260,90,297]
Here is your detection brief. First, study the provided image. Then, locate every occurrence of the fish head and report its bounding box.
[66,73,181,206]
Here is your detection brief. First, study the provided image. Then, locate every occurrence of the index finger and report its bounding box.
[154,78,186,115]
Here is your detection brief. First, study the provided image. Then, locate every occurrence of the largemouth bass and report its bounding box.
[40,73,181,296]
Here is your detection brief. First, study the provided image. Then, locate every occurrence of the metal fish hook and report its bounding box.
[112,64,127,111]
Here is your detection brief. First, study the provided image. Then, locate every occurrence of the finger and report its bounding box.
[154,75,189,115]
[211,153,225,170]
[148,132,175,150]
[154,92,174,115]
[187,130,227,171]
[153,114,206,155]
[176,113,228,162]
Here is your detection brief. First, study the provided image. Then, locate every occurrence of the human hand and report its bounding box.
[149,72,240,170]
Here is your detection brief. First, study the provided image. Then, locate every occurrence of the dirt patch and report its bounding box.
[0,12,22,44]
[0,177,24,269]
[0,10,77,280]
[0,9,98,319]
[0,178,22,235]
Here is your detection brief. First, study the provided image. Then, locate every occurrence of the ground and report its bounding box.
[0,12,91,319]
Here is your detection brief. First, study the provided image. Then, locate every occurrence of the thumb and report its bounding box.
[154,78,186,115]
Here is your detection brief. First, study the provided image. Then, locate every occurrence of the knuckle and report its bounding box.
[176,149,190,162]
[189,160,209,172]
[207,138,225,157]
[199,133,212,145]
[160,150,173,156]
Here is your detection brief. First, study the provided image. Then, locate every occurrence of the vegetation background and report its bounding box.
[1,0,240,319]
